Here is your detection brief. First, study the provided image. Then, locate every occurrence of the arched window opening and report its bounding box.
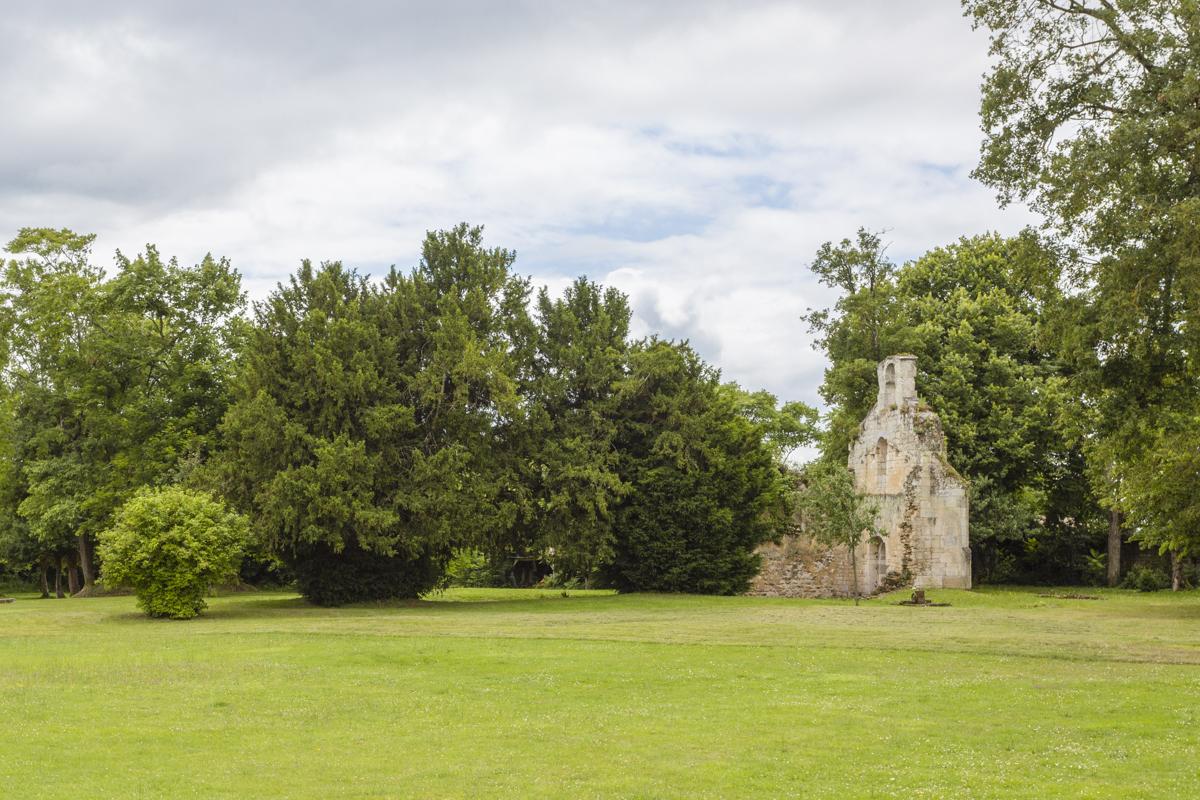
[875,438,888,493]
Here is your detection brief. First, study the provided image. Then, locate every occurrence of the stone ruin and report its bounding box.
[749,355,972,597]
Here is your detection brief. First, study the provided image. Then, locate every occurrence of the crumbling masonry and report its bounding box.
[749,355,971,597]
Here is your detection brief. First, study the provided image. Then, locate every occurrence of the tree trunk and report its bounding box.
[54,563,64,599]
[66,552,81,596]
[74,534,97,597]
[1107,509,1122,587]
[850,545,860,606]
[1171,550,1183,592]
[39,559,50,599]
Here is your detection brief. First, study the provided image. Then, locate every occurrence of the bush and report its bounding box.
[536,570,584,590]
[290,541,447,606]
[98,487,249,619]
[1122,564,1170,593]
[1083,548,1108,587]
[446,548,507,588]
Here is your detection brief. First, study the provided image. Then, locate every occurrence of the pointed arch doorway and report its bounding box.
[868,536,887,591]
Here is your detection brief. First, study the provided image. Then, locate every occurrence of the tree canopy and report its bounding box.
[215,225,533,605]
[965,0,1200,569]
[0,228,244,595]
[804,230,1103,581]
[602,340,806,594]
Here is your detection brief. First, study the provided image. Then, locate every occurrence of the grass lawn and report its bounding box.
[1,586,1198,798]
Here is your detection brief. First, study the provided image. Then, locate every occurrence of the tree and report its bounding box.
[964,0,1200,574]
[802,228,917,459]
[508,277,632,586]
[795,460,881,603]
[0,229,244,596]
[217,225,532,605]
[724,386,821,463]
[98,487,248,619]
[1118,403,1200,588]
[603,340,801,594]
[0,229,104,593]
[897,233,1091,579]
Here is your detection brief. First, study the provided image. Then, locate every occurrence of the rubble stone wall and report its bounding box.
[749,355,971,597]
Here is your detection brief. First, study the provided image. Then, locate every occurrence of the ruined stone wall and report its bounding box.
[848,355,971,590]
[749,354,971,598]
[748,533,856,598]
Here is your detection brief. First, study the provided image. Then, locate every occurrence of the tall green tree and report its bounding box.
[806,231,1097,581]
[603,340,804,594]
[803,228,917,458]
[508,277,632,586]
[0,230,103,593]
[217,225,532,605]
[0,229,243,595]
[964,0,1200,577]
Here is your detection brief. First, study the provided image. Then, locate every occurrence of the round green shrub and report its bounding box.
[1122,564,1170,593]
[98,487,249,619]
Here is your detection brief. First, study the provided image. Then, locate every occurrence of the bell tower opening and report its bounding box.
[877,355,918,408]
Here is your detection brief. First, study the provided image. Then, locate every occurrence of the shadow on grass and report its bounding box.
[189,590,867,621]
[193,590,628,620]
[348,590,627,615]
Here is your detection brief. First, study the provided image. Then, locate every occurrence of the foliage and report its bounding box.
[1121,564,1170,593]
[965,0,1200,560]
[505,277,632,587]
[445,548,505,588]
[724,385,820,462]
[1083,548,1108,587]
[603,340,803,594]
[795,459,881,600]
[507,280,813,592]
[0,229,244,595]
[97,487,248,619]
[216,225,532,604]
[965,0,1200,246]
[802,228,917,456]
[290,542,446,607]
[1117,404,1200,560]
[805,230,1102,580]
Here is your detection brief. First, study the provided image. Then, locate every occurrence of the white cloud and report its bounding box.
[0,1,1037,460]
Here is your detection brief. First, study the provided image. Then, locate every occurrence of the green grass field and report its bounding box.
[2,586,1198,798]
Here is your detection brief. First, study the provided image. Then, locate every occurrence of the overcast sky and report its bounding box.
[0,1,1034,443]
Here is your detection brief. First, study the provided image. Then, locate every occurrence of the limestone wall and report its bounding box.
[749,354,971,598]
[748,533,856,598]
[848,355,971,590]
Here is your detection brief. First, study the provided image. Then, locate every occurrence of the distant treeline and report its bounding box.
[0,209,1195,597]
[7,0,1199,599]
[0,224,815,603]
[1,217,1193,602]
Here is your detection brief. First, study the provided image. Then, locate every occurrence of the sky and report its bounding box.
[0,1,1035,446]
